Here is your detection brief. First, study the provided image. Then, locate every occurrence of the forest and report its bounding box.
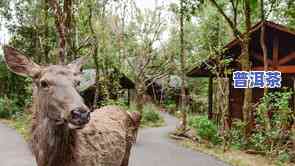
[0,0,295,166]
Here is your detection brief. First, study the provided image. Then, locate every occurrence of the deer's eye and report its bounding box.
[40,80,49,89]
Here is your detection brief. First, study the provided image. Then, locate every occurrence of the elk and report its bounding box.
[3,46,141,166]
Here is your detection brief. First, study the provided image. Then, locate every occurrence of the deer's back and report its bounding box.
[76,106,134,166]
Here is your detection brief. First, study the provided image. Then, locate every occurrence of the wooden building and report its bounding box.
[187,21,295,121]
[79,69,135,107]
[79,69,167,106]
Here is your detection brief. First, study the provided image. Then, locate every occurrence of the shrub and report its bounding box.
[277,151,291,164]
[103,100,165,127]
[127,102,138,113]
[251,90,294,163]
[142,104,161,123]
[101,98,128,108]
[9,112,31,140]
[189,115,220,144]
[228,120,247,149]
[164,100,177,114]
[190,95,208,114]
[0,96,20,119]
[128,103,164,128]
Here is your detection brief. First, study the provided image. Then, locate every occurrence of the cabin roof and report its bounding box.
[187,21,295,77]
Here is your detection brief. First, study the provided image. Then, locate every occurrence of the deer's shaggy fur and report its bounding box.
[3,45,140,166]
[31,105,139,166]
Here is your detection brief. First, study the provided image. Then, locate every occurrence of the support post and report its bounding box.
[208,76,213,119]
[127,89,131,106]
[293,77,295,112]
[273,35,279,69]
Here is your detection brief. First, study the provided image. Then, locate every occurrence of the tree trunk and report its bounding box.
[48,0,67,64]
[93,46,100,109]
[179,0,187,132]
[260,0,268,95]
[216,77,230,151]
[216,77,229,133]
[208,76,213,119]
[135,80,145,113]
[100,1,111,101]
[88,6,100,109]
[64,0,74,61]
[241,0,253,138]
[48,0,75,64]
[44,0,50,63]
[260,0,271,131]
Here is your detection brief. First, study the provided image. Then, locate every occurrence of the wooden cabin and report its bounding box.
[79,69,135,107]
[79,69,167,106]
[187,21,295,121]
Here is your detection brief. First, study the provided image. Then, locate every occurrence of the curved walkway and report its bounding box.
[129,112,230,166]
[0,123,36,166]
[0,113,229,166]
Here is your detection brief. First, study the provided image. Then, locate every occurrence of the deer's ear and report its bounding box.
[68,56,88,72]
[3,46,40,77]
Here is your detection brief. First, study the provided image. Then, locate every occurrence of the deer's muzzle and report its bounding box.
[69,107,90,129]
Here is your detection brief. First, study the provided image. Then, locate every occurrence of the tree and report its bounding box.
[179,0,188,132]
[169,0,202,132]
[123,5,172,112]
[87,0,129,107]
[48,0,76,64]
[209,0,253,138]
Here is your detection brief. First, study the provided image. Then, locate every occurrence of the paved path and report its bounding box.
[129,112,230,166]
[0,113,229,166]
[0,123,36,166]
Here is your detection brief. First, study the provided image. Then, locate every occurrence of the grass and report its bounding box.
[0,113,31,140]
[177,138,295,166]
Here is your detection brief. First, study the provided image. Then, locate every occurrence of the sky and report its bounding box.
[136,0,175,9]
[0,19,9,45]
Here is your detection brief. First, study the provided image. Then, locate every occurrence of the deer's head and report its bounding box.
[3,46,91,129]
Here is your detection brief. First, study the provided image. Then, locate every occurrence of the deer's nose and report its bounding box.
[70,107,90,123]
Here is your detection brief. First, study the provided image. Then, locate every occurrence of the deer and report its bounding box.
[3,46,141,166]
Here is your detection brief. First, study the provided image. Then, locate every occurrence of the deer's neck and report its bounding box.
[31,100,78,166]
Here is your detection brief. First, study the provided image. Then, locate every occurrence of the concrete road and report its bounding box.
[0,123,36,166]
[129,112,230,166]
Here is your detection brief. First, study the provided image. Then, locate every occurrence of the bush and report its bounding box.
[103,100,164,127]
[250,91,294,163]
[128,103,164,128]
[277,151,291,164]
[128,103,165,127]
[9,112,31,140]
[228,120,247,149]
[101,98,128,108]
[0,96,20,119]
[127,102,138,112]
[190,95,208,114]
[142,104,161,123]
[189,115,220,144]
[164,100,177,114]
